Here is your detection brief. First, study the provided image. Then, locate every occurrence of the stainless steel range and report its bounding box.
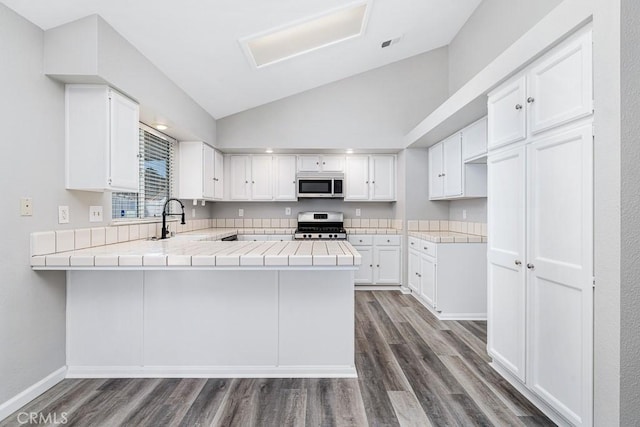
[294,212,347,240]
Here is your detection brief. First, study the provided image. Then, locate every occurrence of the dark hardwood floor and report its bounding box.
[0,291,555,426]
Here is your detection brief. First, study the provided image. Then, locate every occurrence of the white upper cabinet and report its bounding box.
[345,156,370,201]
[429,134,465,199]
[370,155,396,201]
[297,155,345,172]
[178,142,223,201]
[488,27,593,151]
[462,117,488,161]
[487,76,527,151]
[274,155,297,201]
[250,156,274,200]
[227,155,273,201]
[345,155,396,201]
[65,84,140,192]
[527,30,593,135]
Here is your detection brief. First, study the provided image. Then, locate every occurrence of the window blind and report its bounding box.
[112,125,177,219]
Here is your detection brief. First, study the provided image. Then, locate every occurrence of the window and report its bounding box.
[112,125,176,219]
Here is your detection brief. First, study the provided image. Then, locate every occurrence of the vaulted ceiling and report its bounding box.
[2,0,481,118]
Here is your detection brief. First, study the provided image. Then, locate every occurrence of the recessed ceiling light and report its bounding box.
[346,149,354,154]
[155,124,168,131]
[265,149,274,154]
[241,1,369,68]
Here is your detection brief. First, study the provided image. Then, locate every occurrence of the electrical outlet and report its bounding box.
[192,208,196,218]
[355,209,361,217]
[238,208,244,217]
[58,206,69,224]
[20,197,33,216]
[201,200,206,207]
[285,207,291,216]
[89,205,103,223]
[463,209,467,220]
[192,199,198,206]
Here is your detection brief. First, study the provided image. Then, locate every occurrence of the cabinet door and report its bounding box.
[353,246,373,284]
[528,29,593,135]
[297,155,321,172]
[408,250,421,293]
[428,142,444,199]
[374,247,400,284]
[462,117,488,161]
[419,255,436,308]
[487,145,527,381]
[487,76,527,150]
[370,155,395,201]
[443,134,463,197]
[321,155,345,172]
[202,144,215,200]
[213,150,224,200]
[109,90,139,191]
[274,155,297,201]
[251,156,273,200]
[345,156,369,200]
[229,155,251,200]
[526,124,593,426]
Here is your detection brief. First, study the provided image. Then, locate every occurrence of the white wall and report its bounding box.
[210,200,395,220]
[619,0,640,422]
[447,0,563,94]
[448,199,487,222]
[0,4,109,405]
[217,48,449,152]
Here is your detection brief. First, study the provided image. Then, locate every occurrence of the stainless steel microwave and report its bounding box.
[296,174,344,198]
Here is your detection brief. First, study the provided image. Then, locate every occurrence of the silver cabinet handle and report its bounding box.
[437,174,442,177]
[527,97,535,103]
[527,263,535,269]
[424,247,428,251]
[410,242,415,245]
[441,173,446,177]
[515,104,523,110]
[515,260,522,266]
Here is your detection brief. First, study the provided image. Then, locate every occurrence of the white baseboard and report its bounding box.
[66,365,358,379]
[0,367,66,423]
[409,291,487,321]
[355,285,403,291]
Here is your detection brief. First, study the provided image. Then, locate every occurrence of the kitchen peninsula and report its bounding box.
[31,227,361,378]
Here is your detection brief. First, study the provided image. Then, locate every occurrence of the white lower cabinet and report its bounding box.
[408,237,487,319]
[487,123,593,426]
[349,235,401,285]
[237,234,293,242]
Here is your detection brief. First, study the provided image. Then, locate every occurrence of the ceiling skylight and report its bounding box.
[241,2,369,68]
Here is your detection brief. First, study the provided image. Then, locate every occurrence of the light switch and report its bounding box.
[58,206,69,224]
[355,209,361,217]
[89,206,103,223]
[285,207,291,216]
[238,208,244,217]
[192,208,196,218]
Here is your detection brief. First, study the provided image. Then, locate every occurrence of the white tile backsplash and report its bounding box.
[31,231,56,256]
[91,228,106,247]
[105,227,118,245]
[74,228,91,250]
[55,230,75,252]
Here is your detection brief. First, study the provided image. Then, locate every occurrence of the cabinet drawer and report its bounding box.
[349,235,373,245]
[419,240,437,258]
[374,235,401,246]
[408,237,420,250]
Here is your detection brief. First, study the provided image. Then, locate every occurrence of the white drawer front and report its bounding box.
[349,235,373,246]
[419,240,437,258]
[374,235,401,246]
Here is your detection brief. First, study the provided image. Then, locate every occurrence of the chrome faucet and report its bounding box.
[161,198,186,239]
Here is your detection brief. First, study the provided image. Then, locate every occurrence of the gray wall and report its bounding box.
[620,0,640,423]
[449,199,487,222]
[447,0,563,94]
[217,48,449,152]
[210,200,395,220]
[593,0,622,424]
[403,149,449,220]
[0,4,109,404]
[44,15,217,145]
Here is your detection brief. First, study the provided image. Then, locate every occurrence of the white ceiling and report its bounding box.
[2,0,481,119]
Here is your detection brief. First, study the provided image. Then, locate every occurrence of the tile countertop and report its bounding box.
[30,228,363,269]
[408,231,487,244]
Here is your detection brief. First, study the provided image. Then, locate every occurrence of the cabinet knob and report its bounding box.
[366,181,369,184]
[527,263,535,269]
[369,264,373,267]
[245,180,248,184]
[316,162,319,165]
[376,264,380,268]
[441,173,446,177]
[372,181,375,184]
[424,247,428,251]
[323,162,326,165]
[527,97,535,103]
[515,260,522,266]
[515,104,523,110]
[387,240,390,243]
[252,181,255,184]
[410,242,414,245]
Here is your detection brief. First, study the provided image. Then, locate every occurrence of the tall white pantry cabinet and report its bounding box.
[486,25,593,427]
